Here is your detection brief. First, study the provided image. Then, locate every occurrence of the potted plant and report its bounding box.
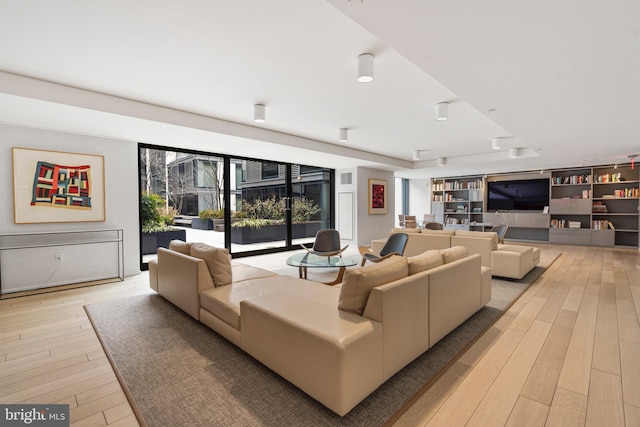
[141,193,186,254]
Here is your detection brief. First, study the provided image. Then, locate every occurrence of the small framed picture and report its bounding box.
[368,178,388,215]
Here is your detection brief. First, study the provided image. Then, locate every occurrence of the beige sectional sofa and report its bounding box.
[149,240,491,416]
[371,228,540,280]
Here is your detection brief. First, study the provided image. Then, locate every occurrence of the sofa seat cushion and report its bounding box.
[200,275,339,330]
[407,250,444,275]
[231,262,278,283]
[190,243,233,286]
[339,256,409,315]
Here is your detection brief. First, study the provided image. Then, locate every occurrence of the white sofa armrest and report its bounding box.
[240,291,383,416]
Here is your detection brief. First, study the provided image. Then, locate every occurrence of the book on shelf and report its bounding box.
[592,219,614,230]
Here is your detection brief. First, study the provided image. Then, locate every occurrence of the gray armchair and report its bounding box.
[358,233,409,266]
[300,229,348,258]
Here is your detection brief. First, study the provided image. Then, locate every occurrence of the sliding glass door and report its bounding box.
[139,144,333,267]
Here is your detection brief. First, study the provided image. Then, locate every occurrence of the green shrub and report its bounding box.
[199,209,224,220]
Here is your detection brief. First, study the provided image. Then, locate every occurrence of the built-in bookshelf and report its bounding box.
[431,176,484,231]
[431,163,639,248]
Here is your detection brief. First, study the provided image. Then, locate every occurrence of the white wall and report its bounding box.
[335,166,395,246]
[0,123,141,278]
[409,178,431,218]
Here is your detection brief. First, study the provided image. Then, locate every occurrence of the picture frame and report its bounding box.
[368,178,388,214]
[12,147,106,223]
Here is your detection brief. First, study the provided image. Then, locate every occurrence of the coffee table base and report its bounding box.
[298,265,347,286]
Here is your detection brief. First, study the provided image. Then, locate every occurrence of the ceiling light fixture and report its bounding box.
[492,137,501,150]
[339,128,348,142]
[253,104,266,123]
[437,157,445,166]
[435,102,448,121]
[357,53,374,83]
[412,150,421,161]
[509,148,519,159]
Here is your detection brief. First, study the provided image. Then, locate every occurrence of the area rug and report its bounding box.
[85,252,560,427]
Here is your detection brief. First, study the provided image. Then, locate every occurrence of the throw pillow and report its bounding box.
[168,240,192,255]
[190,243,233,286]
[407,250,444,275]
[440,246,468,264]
[338,256,409,315]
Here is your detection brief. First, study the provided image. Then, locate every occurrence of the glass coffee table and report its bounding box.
[286,253,358,285]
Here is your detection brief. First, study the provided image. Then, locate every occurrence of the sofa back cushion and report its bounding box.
[190,243,233,286]
[421,229,455,236]
[440,246,468,264]
[453,230,499,249]
[339,256,409,315]
[390,227,421,234]
[169,239,192,255]
[407,250,444,275]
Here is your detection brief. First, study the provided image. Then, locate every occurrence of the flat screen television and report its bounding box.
[486,178,550,212]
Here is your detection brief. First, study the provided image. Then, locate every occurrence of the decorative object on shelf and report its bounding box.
[367,178,387,214]
[12,147,105,224]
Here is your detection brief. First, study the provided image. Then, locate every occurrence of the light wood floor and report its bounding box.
[1,244,638,426]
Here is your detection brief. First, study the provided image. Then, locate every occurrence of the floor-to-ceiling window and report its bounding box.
[139,144,333,268]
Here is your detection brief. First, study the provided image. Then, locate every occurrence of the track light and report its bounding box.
[253,104,265,123]
[437,157,445,166]
[412,150,421,161]
[339,128,348,142]
[357,53,374,83]
[509,148,519,159]
[492,138,501,150]
[435,102,448,121]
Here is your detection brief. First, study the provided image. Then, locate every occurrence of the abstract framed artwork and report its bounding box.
[12,147,106,223]
[368,178,388,215]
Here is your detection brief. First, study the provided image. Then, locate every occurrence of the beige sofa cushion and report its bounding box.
[440,246,468,263]
[454,230,499,249]
[169,239,192,254]
[390,227,422,234]
[339,256,409,315]
[421,229,455,236]
[407,250,444,275]
[190,243,233,286]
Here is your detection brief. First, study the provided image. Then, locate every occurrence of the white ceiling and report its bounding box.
[0,0,638,179]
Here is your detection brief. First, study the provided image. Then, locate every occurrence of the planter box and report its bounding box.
[231,222,322,244]
[192,218,214,230]
[142,229,187,255]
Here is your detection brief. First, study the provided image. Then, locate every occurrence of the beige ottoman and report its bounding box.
[491,245,535,280]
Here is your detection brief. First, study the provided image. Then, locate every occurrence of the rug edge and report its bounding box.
[84,303,150,427]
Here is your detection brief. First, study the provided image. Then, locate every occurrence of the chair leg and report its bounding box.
[360,258,367,267]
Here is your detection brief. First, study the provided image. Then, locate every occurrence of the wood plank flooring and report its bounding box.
[1,244,638,426]
[394,244,640,427]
